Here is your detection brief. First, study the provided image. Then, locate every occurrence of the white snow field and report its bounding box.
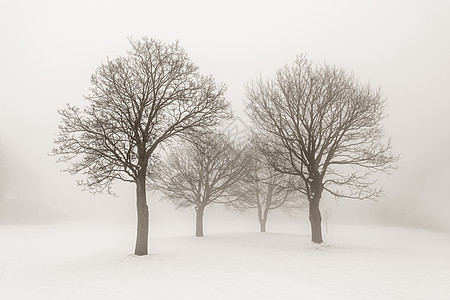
[1,221,449,300]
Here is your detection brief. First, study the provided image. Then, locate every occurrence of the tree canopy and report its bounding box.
[152,132,249,236]
[246,56,397,242]
[230,145,305,232]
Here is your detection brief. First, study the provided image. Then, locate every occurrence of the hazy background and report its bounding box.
[1,0,449,232]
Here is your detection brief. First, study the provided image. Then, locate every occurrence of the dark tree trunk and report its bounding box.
[135,176,149,255]
[309,198,323,243]
[195,206,205,237]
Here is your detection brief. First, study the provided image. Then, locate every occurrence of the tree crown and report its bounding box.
[53,37,232,194]
[246,56,397,200]
[152,132,249,209]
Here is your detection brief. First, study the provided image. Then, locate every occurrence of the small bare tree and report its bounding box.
[246,56,397,243]
[152,132,249,237]
[53,37,232,255]
[231,146,305,232]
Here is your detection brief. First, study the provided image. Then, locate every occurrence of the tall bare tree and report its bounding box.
[152,132,248,237]
[53,37,232,255]
[246,56,397,243]
[231,146,305,232]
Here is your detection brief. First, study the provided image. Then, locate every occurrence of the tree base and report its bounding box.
[310,241,330,249]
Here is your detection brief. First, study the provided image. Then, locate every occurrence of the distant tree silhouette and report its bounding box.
[152,133,248,236]
[230,144,306,232]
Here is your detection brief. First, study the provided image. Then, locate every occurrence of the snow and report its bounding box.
[1,221,449,300]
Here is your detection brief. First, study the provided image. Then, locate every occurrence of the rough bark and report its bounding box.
[195,206,205,237]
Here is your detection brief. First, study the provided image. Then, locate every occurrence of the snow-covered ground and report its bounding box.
[1,221,449,300]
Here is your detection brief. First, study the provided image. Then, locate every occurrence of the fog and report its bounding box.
[1,0,449,231]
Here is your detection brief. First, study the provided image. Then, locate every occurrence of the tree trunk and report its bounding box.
[309,198,323,243]
[257,204,267,232]
[258,205,269,233]
[135,178,149,255]
[259,219,267,232]
[195,206,205,237]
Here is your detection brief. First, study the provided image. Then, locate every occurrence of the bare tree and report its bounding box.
[152,132,249,237]
[231,146,305,232]
[246,56,397,243]
[52,37,232,255]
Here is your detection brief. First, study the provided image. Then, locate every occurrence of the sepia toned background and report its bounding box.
[1,0,449,231]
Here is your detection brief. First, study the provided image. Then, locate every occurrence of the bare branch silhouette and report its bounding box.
[246,56,398,243]
[52,37,232,254]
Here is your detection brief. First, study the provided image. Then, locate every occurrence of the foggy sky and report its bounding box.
[1,0,449,229]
